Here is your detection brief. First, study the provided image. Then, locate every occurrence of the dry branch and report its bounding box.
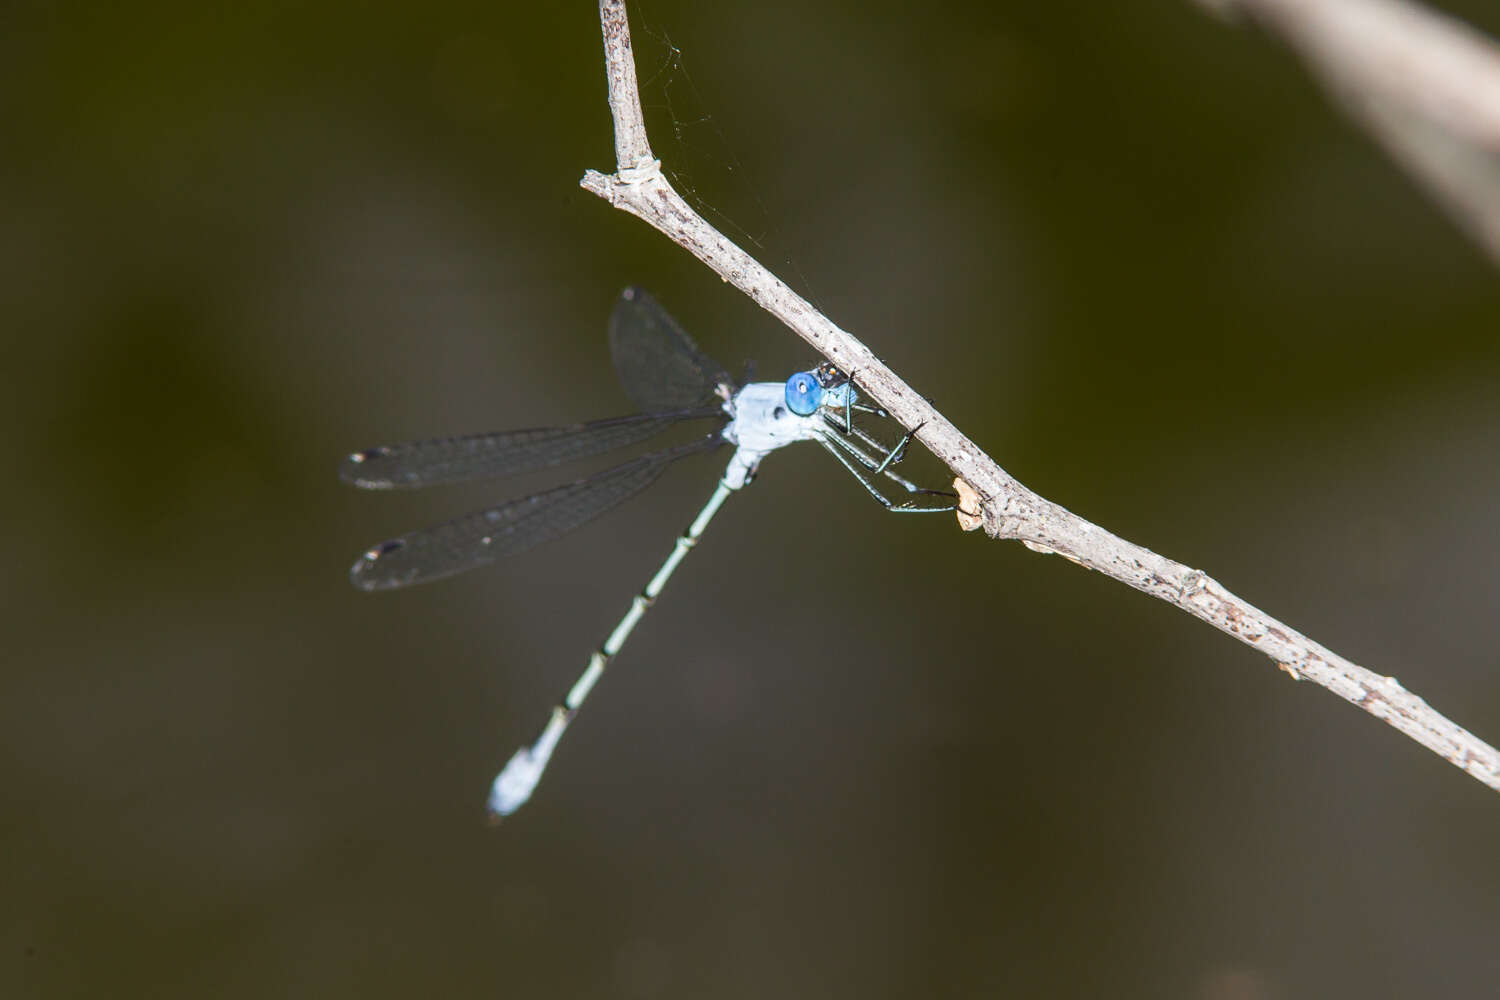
[581,0,1500,793]
[1202,0,1500,265]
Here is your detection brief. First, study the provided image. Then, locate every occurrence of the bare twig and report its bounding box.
[1201,0,1500,265]
[580,0,1500,793]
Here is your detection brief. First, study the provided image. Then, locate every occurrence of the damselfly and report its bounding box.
[342,287,954,818]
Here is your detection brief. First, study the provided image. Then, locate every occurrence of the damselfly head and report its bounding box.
[783,370,824,416]
[814,361,850,389]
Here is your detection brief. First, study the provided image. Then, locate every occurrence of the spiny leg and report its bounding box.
[818,436,889,506]
[833,400,890,436]
[848,423,924,493]
[870,421,919,476]
[822,407,917,478]
[841,401,891,439]
[822,423,908,480]
[816,436,957,513]
[823,423,956,505]
[488,478,738,819]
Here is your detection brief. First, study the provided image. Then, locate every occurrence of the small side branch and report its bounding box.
[598,3,653,170]
[583,0,1500,793]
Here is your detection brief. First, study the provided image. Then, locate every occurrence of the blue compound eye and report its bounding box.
[784,371,824,416]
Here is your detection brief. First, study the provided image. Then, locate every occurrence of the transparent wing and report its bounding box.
[609,287,736,412]
[340,409,720,490]
[350,434,724,591]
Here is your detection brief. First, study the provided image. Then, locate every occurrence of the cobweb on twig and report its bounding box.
[632,15,823,311]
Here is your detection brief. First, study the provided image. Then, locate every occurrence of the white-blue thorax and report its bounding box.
[720,369,856,489]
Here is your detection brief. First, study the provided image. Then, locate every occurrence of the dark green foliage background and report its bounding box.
[6,1,1500,996]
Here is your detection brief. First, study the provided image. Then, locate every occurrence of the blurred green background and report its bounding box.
[6,0,1500,996]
